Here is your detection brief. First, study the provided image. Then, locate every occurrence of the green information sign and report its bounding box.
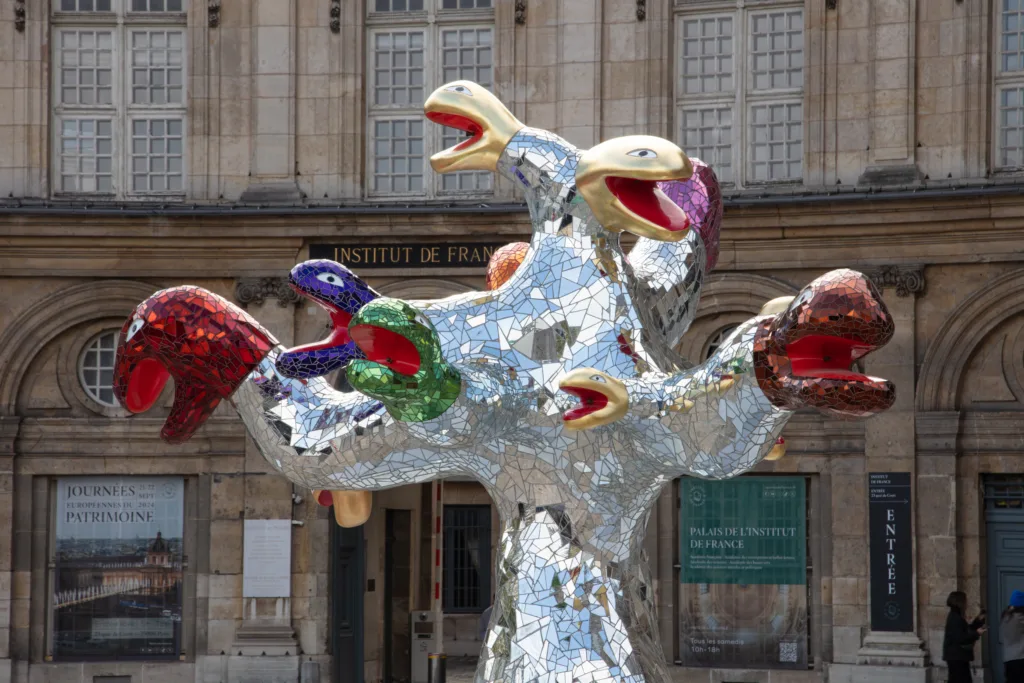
[680,476,806,585]
[679,476,808,669]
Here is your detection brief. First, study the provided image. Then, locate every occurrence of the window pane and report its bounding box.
[371,118,425,195]
[129,31,186,105]
[131,0,184,10]
[60,0,113,10]
[58,118,114,193]
[57,30,114,107]
[999,86,1024,167]
[679,106,733,184]
[374,0,423,11]
[1003,0,1024,72]
[439,28,493,87]
[77,331,120,406]
[130,118,186,193]
[53,476,185,659]
[679,15,733,94]
[443,506,491,613]
[749,9,803,92]
[372,31,425,107]
[748,102,802,181]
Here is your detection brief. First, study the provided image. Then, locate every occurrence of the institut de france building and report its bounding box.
[0,1,1023,682]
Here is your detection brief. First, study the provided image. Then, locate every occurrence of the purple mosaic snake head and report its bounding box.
[656,157,722,271]
[275,259,381,379]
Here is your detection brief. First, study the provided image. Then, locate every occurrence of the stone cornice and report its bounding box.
[14,417,245,457]
[235,277,301,308]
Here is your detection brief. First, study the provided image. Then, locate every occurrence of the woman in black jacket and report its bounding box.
[943,591,987,682]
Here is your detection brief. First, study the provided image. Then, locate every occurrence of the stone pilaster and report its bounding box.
[240,0,301,203]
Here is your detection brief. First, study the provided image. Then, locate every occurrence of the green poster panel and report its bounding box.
[680,477,806,586]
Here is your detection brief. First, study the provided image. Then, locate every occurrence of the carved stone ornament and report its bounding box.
[330,0,341,33]
[15,0,26,32]
[826,0,837,9]
[515,0,526,25]
[636,0,646,21]
[235,277,301,308]
[208,0,220,28]
[866,266,925,298]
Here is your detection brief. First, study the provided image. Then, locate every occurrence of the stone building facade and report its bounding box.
[0,0,1022,683]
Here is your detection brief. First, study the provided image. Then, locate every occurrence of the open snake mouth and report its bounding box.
[605,177,690,233]
[348,324,422,375]
[427,112,484,153]
[561,386,610,423]
[786,335,882,384]
[286,283,355,354]
[120,356,171,413]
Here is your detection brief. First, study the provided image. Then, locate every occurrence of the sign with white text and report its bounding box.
[869,472,914,631]
[679,477,808,669]
[54,476,184,659]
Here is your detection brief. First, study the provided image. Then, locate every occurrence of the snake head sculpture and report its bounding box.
[576,135,694,242]
[346,298,462,422]
[276,259,380,379]
[424,80,524,173]
[113,287,275,444]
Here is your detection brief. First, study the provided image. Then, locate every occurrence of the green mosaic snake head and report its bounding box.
[346,298,462,422]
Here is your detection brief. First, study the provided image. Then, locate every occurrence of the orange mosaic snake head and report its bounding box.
[753,269,896,418]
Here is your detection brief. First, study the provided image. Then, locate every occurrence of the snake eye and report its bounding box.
[125,317,144,342]
[444,84,473,96]
[590,374,607,383]
[316,272,341,286]
[627,149,657,159]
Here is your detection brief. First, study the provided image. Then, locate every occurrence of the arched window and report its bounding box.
[703,325,738,361]
[79,330,120,406]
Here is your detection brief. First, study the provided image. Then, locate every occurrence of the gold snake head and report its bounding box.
[558,368,630,431]
[424,80,524,173]
[576,135,694,242]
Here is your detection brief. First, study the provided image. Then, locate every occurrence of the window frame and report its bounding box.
[365,0,495,200]
[673,1,805,189]
[77,329,121,408]
[50,0,187,199]
[441,504,492,614]
[994,0,1024,174]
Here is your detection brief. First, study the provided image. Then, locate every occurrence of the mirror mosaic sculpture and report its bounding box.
[113,81,896,683]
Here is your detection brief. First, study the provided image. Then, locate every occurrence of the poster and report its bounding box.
[679,476,807,669]
[54,476,184,659]
[243,520,292,598]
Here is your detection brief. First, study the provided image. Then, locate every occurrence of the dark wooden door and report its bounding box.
[987,511,1024,683]
[332,522,365,683]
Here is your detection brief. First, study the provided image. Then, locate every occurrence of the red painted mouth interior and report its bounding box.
[124,357,171,413]
[349,324,422,375]
[787,335,877,382]
[561,386,608,422]
[290,301,354,353]
[606,177,690,233]
[427,112,484,151]
[317,490,334,507]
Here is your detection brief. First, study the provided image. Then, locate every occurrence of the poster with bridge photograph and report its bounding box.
[679,477,808,669]
[53,476,184,659]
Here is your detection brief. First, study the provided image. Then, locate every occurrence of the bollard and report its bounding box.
[428,653,447,683]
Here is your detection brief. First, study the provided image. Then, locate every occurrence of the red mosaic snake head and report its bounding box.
[114,286,275,444]
[753,269,896,418]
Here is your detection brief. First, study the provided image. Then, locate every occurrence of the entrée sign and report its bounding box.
[309,242,512,269]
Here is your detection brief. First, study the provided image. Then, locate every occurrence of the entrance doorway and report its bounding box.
[384,509,413,683]
[985,479,1024,683]
[332,523,365,683]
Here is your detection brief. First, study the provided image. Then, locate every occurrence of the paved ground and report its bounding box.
[444,656,478,683]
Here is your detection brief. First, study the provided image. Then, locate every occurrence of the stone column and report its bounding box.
[0,417,18,683]
[915,412,961,669]
[240,0,302,203]
[227,279,302,683]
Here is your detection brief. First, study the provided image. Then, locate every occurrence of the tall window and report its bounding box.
[52,0,187,197]
[675,4,803,187]
[443,505,491,613]
[997,0,1024,170]
[367,0,494,198]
